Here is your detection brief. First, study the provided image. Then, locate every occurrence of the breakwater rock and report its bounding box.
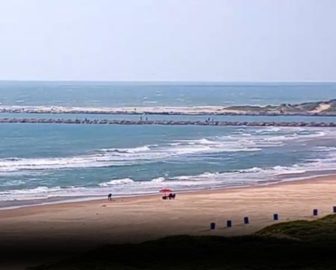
[1,118,336,127]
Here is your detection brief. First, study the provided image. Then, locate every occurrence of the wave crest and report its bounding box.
[99,178,134,187]
[0,127,333,175]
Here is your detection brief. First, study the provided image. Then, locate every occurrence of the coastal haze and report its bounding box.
[0,82,336,208]
[1,1,336,82]
[1,1,336,268]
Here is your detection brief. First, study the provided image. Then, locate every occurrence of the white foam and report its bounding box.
[272,165,306,175]
[1,152,336,203]
[99,178,134,187]
[1,127,336,203]
[239,167,263,173]
[0,139,256,173]
[151,177,165,183]
[0,127,333,174]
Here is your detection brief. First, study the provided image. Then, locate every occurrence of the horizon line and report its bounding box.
[0,80,336,84]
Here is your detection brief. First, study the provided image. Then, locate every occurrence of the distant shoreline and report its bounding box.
[0,99,335,116]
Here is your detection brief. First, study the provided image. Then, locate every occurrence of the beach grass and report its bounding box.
[29,215,336,270]
[257,214,336,242]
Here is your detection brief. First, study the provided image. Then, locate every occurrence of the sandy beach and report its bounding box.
[1,102,334,115]
[2,1,336,269]
[1,175,336,257]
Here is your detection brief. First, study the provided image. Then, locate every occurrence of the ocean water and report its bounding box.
[1,81,336,107]
[0,82,335,207]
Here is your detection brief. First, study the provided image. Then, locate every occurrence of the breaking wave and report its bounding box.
[1,127,336,204]
[0,127,332,174]
[99,178,135,187]
[2,148,336,203]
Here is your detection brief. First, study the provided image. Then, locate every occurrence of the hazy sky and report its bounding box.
[0,0,335,81]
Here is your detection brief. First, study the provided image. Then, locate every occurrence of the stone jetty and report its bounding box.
[0,118,336,127]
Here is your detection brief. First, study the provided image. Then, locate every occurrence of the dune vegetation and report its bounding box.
[30,215,336,270]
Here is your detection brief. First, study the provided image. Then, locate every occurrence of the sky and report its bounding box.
[0,0,335,82]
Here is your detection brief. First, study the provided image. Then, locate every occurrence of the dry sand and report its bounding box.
[0,105,243,115]
[1,175,336,268]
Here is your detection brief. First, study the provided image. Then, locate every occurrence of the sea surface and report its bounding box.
[0,81,335,207]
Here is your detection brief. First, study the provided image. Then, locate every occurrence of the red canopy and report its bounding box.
[160,188,172,193]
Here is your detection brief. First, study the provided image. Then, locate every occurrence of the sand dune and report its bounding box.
[0,99,335,115]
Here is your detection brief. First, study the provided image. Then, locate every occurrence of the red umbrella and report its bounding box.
[160,188,172,196]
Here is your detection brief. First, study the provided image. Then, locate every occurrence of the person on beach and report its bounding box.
[108,193,112,201]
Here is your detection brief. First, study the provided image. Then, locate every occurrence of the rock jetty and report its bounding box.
[0,118,336,127]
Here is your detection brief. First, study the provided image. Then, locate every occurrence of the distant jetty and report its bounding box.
[1,118,336,127]
[1,99,336,116]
